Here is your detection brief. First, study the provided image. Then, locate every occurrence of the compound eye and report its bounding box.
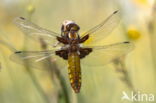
[65,25,71,31]
[71,25,80,31]
[61,25,64,31]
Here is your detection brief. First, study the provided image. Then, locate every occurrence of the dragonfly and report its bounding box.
[11,10,134,93]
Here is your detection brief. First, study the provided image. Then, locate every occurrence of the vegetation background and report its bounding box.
[0,0,156,103]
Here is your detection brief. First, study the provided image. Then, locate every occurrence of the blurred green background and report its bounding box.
[0,0,156,103]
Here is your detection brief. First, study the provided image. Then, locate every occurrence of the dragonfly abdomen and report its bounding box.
[68,52,81,93]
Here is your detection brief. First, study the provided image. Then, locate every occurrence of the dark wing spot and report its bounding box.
[113,10,118,14]
[124,41,130,44]
[15,51,22,53]
[19,17,25,20]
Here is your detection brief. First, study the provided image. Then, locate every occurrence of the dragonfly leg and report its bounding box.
[79,34,89,43]
[52,42,60,47]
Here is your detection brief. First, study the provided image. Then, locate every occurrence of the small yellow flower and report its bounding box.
[26,4,35,14]
[132,0,151,7]
[127,27,141,40]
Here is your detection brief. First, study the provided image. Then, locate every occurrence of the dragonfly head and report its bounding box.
[62,20,80,32]
[61,20,80,39]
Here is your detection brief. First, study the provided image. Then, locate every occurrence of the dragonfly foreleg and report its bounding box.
[79,34,89,43]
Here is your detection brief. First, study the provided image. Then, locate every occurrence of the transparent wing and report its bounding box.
[14,17,60,45]
[81,11,120,46]
[81,42,134,66]
[10,50,66,70]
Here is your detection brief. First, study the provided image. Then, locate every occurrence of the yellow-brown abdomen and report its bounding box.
[68,52,81,93]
